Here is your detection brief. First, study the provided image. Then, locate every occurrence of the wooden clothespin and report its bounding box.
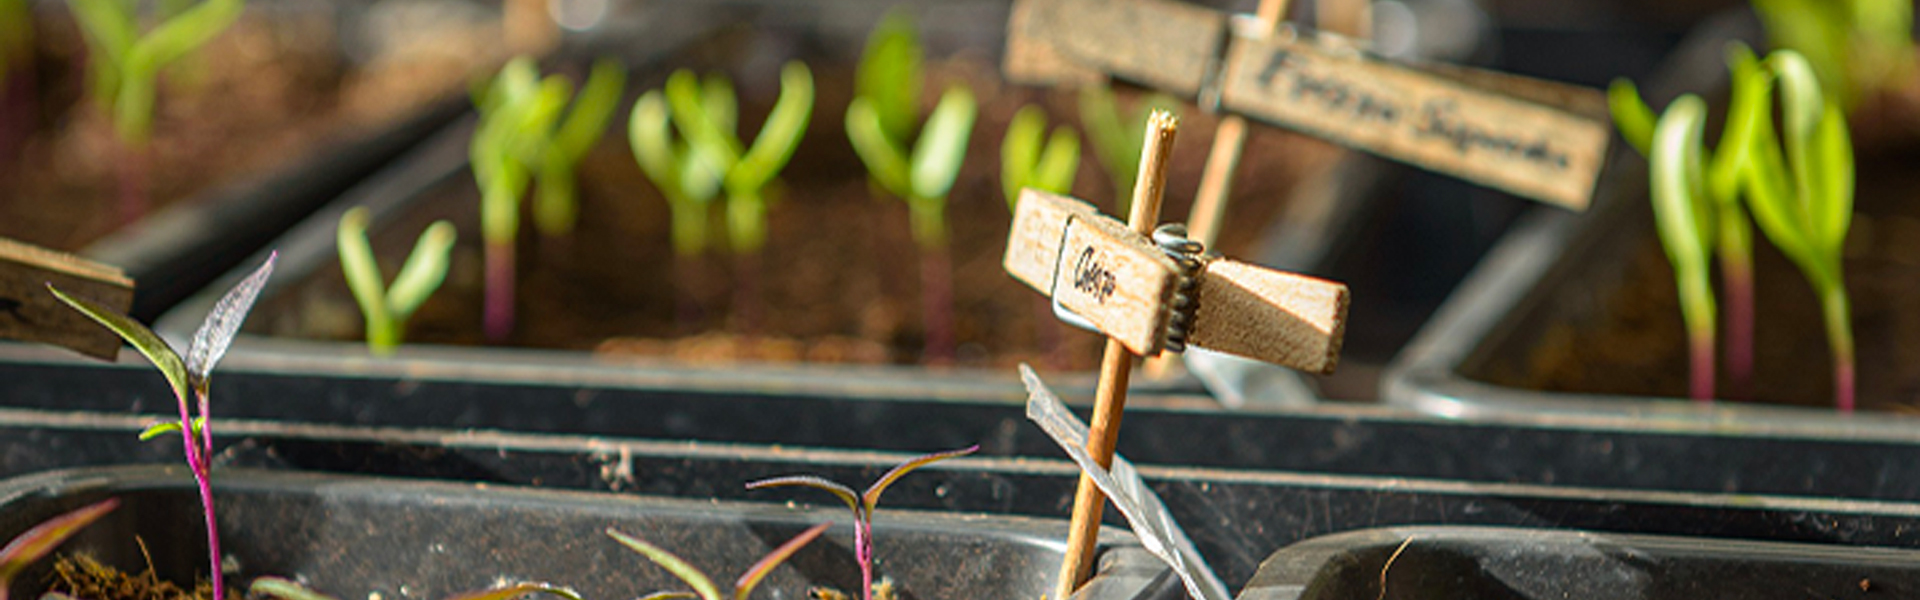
[1005,112,1349,600]
[0,238,135,360]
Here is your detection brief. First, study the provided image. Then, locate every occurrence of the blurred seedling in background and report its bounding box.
[66,0,243,223]
[253,576,585,600]
[639,61,813,334]
[844,10,975,364]
[470,57,567,342]
[337,206,456,356]
[1751,0,1912,111]
[1000,104,1080,366]
[628,71,726,328]
[533,59,627,239]
[1732,49,1858,411]
[1079,84,1179,214]
[608,522,829,600]
[48,253,276,600]
[744,446,977,600]
[0,499,120,600]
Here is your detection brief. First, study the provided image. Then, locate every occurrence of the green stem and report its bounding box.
[1819,281,1855,411]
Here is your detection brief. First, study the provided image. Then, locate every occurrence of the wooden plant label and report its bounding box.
[0,238,135,360]
[1005,0,1225,97]
[1004,189,1348,373]
[1004,0,1611,209]
[1219,30,1608,209]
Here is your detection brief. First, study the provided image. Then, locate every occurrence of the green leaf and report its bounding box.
[744,475,861,514]
[1033,126,1081,196]
[732,522,829,600]
[909,86,975,202]
[666,69,742,179]
[846,97,913,198]
[608,529,723,600]
[856,9,923,146]
[138,421,182,441]
[338,207,392,353]
[47,285,190,406]
[1650,95,1713,278]
[388,220,457,322]
[550,59,627,163]
[0,498,119,600]
[65,0,135,66]
[1079,84,1128,193]
[729,61,814,195]
[1809,103,1853,253]
[249,577,342,600]
[1606,78,1655,156]
[702,74,737,140]
[115,0,242,141]
[186,252,274,388]
[1001,106,1046,208]
[1706,43,1764,204]
[861,445,976,511]
[630,91,685,203]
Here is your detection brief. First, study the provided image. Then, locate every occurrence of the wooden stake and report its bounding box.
[1055,111,1179,600]
[1144,0,1291,379]
[0,237,135,360]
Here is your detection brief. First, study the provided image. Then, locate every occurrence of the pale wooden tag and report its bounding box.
[0,238,135,360]
[1005,189,1349,372]
[1007,0,1226,97]
[1218,28,1608,209]
[1003,0,1105,86]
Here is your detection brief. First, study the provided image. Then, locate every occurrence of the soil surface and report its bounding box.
[48,553,210,600]
[1473,121,1920,413]
[0,10,498,252]
[250,32,1344,369]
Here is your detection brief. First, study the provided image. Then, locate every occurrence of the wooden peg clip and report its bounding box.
[0,238,135,360]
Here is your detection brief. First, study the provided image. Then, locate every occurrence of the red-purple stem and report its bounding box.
[1688,331,1714,403]
[182,391,224,600]
[920,247,953,365]
[484,240,514,342]
[853,513,874,600]
[117,141,151,226]
[1821,285,1855,412]
[1721,256,1754,400]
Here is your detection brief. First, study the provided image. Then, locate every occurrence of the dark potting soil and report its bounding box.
[1472,128,1920,413]
[249,54,1343,368]
[49,554,210,600]
[0,11,497,252]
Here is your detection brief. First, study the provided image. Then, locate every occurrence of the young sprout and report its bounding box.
[744,446,977,600]
[1079,84,1179,214]
[252,577,585,600]
[1728,49,1858,411]
[1609,45,1767,399]
[47,253,276,600]
[534,59,627,238]
[471,57,569,342]
[1000,105,1081,210]
[1750,0,1912,111]
[337,206,457,356]
[628,72,727,328]
[0,499,120,600]
[65,0,243,222]
[646,61,813,333]
[844,10,976,363]
[1640,93,1720,403]
[608,522,830,600]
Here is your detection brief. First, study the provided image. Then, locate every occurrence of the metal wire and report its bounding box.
[1153,224,1206,352]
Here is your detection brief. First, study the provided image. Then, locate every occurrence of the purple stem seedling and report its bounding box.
[471,57,570,341]
[743,446,976,600]
[47,253,275,600]
[845,10,975,363]
[0,499,120,600]
[608,521,830,600]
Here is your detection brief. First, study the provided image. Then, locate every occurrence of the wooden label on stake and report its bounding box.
[1005,190,1349,372]
[1218,30,1608,209]
[1006,0,1225,97]
[0,238,135,360]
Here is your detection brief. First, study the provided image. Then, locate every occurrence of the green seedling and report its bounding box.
[1640,93,1720,403]
[844,10,975,363]
[1000,105,1081,210]
[639,61,813,333]
[535,59,627,238]
[0,499,120,600]
[744,446,977,600]
[628,70,728,327]
[48,253,276,600]
[471,57,569,342]
[253,577,585,600]
[608,522,830,600]
[338,206,456,356]
[1751,0,1912,111]
[1079,84,1179,213]
[66,0,243,221]
[1728,49,1858,411]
